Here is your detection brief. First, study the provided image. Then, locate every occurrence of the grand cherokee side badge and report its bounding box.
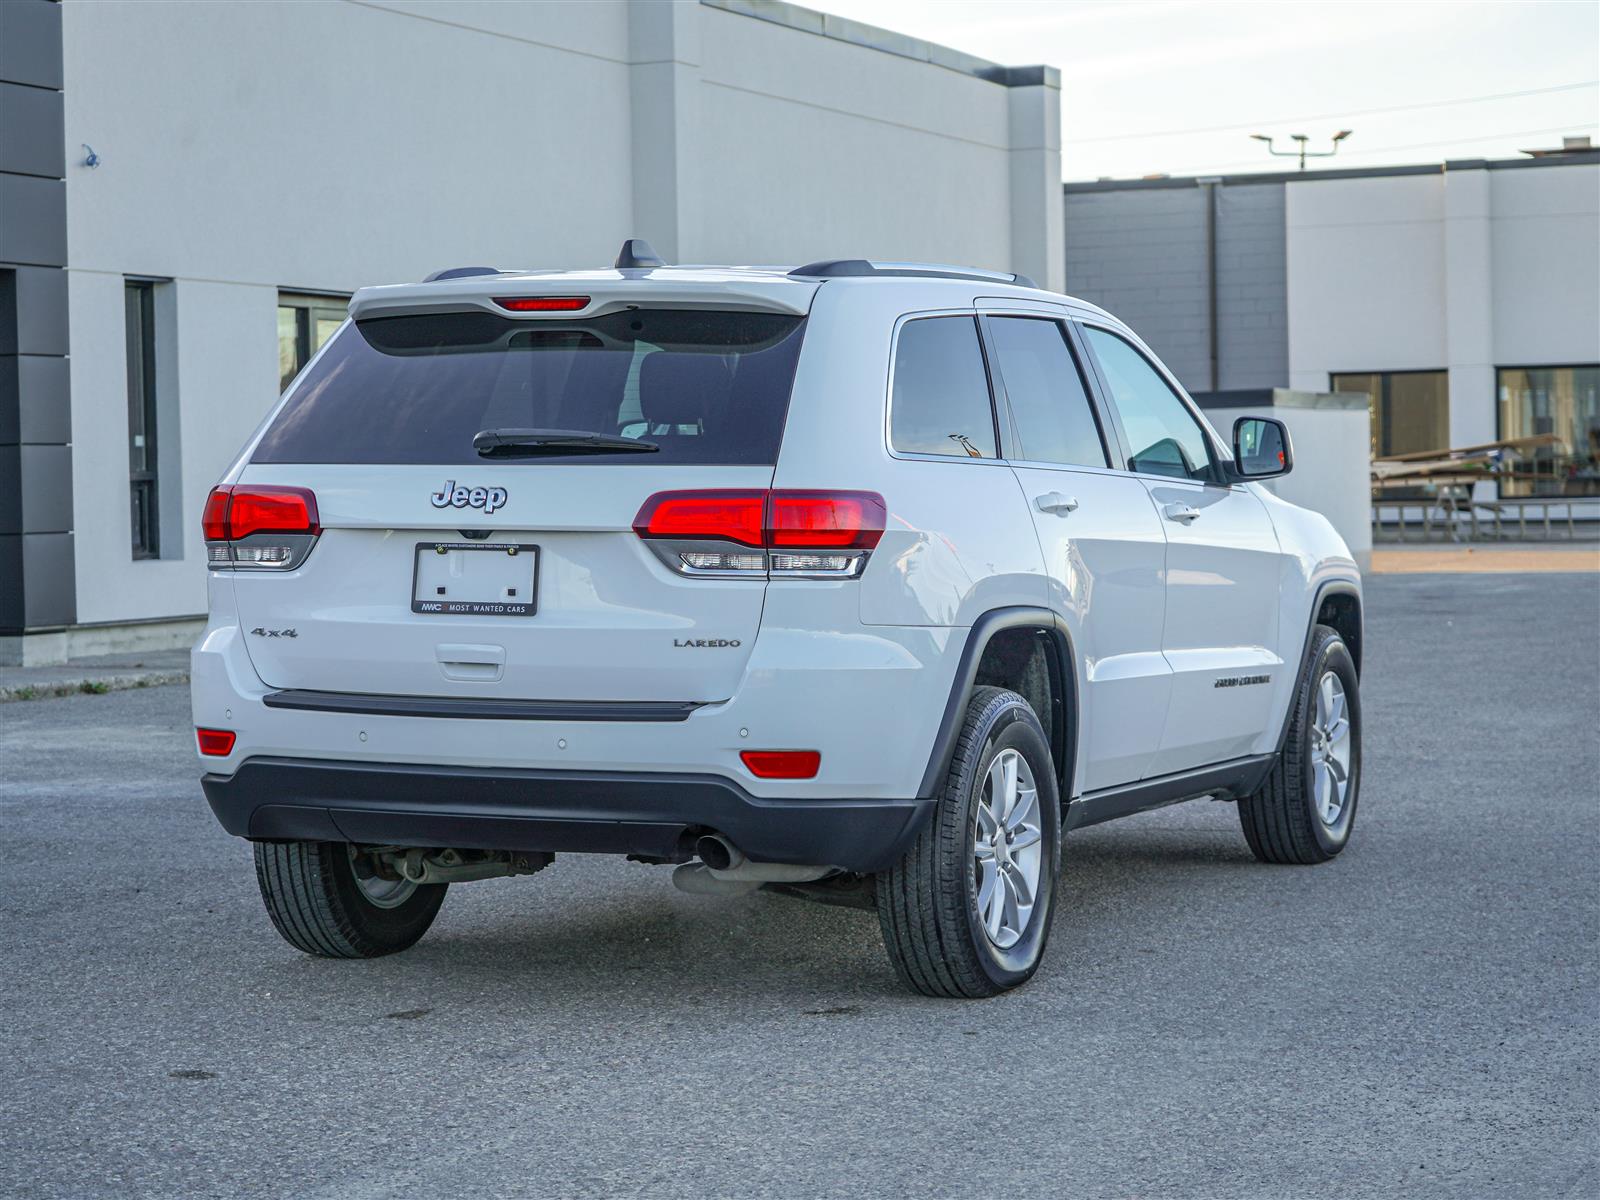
[1214,674,1270,688]
[674,639,742,648]
[430,480,508,515]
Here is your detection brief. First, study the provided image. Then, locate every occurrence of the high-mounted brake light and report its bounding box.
[493,296,590,312]
[633,489,887,578]
[196,728,236,757]
[203,485,320,570]
[741,750,821,779]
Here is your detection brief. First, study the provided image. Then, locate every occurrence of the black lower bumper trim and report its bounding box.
[202,757,931,874]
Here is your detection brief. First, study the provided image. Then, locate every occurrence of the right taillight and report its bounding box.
[203,485,320,570]
[633,489,886,579]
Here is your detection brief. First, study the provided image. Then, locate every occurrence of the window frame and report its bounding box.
[975,312,1115,472]
[1493,361,1600,499]
[883,309,1009,467]
[1074,319,1231,488]
[278,290,351,394]
[1328,367,1449,461]
[125,279,160,560]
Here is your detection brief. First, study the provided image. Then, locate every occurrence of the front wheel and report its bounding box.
[1238,624,1361,864]
[253,841,448,958]
[876,686,1062,998]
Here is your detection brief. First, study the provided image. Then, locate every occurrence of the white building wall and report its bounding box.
[51,0,1060,638]
[693,5,1014,272]
[1285,174,1447,387]
[1489,165,1600,365]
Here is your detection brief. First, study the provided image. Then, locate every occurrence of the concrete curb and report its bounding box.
[0,670,190,704]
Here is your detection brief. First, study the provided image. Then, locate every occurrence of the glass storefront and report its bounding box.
[1330,370,1450,460]
[1498,365,1600,496]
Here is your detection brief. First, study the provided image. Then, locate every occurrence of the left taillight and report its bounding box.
[203,485,320,570]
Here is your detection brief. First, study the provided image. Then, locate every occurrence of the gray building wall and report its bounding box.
[1063,179,1289,394]
[1213,184,1288,389]
[1,0,76,648]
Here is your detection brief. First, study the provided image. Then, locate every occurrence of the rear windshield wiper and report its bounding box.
[473,428,660,457]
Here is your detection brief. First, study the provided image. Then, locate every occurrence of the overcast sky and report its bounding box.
[806,0,1600,180]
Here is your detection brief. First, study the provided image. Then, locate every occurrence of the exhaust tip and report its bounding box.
[695,834,741,872]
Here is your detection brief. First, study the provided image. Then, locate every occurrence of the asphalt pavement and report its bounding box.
[3,572,1596,1199]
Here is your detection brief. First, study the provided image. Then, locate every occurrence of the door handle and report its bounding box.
[1035,492,1080,516]
[1163,503,1200,524]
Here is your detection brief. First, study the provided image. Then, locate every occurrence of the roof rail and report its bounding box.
[421,266,502,282]
[789,259,1037,289]
[614,238,665,270]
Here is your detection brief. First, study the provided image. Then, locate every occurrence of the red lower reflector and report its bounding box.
[740,749,821,779]
[196,728,236,757]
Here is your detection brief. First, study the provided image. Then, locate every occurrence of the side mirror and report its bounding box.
[1232,416,1292,479]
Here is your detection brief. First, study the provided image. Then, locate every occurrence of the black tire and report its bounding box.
[1239,624,1361,864]
[253,841,447,958]
[876,686,1062,998]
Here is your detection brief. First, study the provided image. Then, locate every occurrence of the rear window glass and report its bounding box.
[890,316,997,458]
[252,308,807,465]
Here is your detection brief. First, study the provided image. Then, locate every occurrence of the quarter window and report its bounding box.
[1083,326,1214,482]
[890,316,997,459]
[988,317,1106,468]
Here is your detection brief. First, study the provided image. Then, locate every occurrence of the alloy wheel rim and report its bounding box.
[1309,670,1353,826]
[972,747,1044,950]
[348,846,418,909]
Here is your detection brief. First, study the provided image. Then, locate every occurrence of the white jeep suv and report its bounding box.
[193,243,1362,998]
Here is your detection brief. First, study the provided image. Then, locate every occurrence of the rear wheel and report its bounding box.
[876,686,1062,998]
[253,841,447,958]
[1239,624,1361,864]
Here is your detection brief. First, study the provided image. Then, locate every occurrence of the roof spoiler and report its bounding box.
[789,259,1037,288]
[420,266,502,282]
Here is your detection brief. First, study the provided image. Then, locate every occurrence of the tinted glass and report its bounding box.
[1084,327,1213,482]
[989,317,1106,467]
[1498,364,1600,496]
[1331,370,1448,459]
[253,309,806,465]
[890,316,996,458]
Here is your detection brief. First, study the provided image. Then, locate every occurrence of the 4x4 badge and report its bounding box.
[430,480,508,515]
[250,627,298,638]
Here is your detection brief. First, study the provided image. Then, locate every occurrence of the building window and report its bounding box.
[1497,365,1600,497]
[1330,370,1450,460]
[278,293,348,392]
[125,281,159,559]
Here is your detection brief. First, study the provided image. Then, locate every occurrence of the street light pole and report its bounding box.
[1250,130,1353,169]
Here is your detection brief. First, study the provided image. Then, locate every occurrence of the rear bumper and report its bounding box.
[202,757,932,873]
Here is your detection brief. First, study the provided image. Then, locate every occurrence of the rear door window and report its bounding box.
[889,316,997,459]
[252,309,806,465]
[986,316,1108,468]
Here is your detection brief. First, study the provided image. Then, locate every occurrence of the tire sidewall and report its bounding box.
[1301,638,1361,855]
[956,703,1062,990]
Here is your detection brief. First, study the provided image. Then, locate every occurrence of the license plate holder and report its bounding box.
[412,542,539,616]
